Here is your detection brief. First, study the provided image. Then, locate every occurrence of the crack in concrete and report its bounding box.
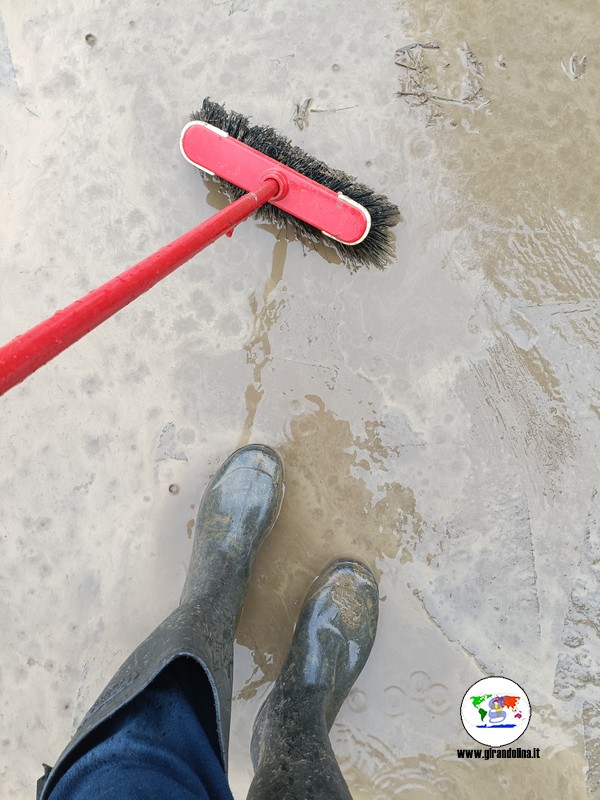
[410,586,489,676]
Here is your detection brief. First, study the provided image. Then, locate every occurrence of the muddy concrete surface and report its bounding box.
[1,0,599,797]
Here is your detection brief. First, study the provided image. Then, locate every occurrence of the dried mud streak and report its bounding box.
[419,345,558,667]
[486,213,600,305]
[235,402,425,695]
[466,333,573,487]
[238,230,287,447]
[583,701,600,798]
[554,490,600,703]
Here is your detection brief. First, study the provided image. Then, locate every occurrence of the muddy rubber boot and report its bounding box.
[37,444,284,800]
[247,559,379,800]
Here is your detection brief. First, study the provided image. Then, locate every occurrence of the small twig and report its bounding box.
[310,104,358,113]
[396,41,439,52]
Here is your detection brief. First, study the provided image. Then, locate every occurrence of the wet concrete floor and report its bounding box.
[1,0,599,797]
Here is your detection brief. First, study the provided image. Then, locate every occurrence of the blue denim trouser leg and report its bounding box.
[48,658,234,800]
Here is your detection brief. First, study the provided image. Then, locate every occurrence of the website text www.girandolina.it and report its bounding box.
[457,747,541,760]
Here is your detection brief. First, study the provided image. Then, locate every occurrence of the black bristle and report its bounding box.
[190,98,401,269]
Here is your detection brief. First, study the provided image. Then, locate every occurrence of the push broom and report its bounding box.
[0,99,399,397]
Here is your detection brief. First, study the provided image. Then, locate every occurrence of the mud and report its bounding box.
[236,401,424,694]
[1,0,599,798]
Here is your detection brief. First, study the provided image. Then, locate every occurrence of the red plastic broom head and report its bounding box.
[187,99,401,269]
[181,121,371,247]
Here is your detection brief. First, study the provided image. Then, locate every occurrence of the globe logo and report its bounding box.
[460,677,531,747]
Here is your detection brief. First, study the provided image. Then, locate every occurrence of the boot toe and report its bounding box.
[207,444,284,515]
[214,444,283,485]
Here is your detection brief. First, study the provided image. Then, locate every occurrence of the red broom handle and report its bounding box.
[0,179,280,397]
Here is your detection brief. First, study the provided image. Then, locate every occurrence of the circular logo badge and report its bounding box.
[460,677,531,747]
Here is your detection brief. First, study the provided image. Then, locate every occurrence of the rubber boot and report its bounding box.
[247,559,379,800]
[37,443,284,800]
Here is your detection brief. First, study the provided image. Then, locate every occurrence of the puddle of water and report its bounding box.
[2,0,600,798]
[236,397,424,693]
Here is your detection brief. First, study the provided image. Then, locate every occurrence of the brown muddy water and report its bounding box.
[1,1,599,798]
